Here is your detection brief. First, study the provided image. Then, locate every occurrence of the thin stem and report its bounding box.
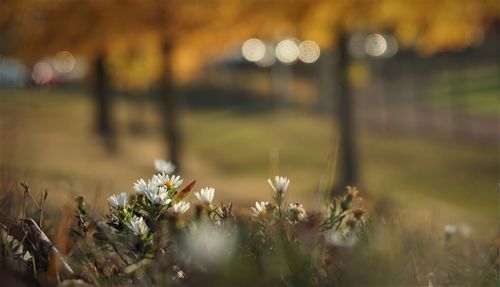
[21,183,41,210]
[110,242,130,265]
[20,183,45,227]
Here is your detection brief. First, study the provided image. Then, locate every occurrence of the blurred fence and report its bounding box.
[350,40,498,144]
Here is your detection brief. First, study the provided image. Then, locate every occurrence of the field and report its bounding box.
[0,88,497,234]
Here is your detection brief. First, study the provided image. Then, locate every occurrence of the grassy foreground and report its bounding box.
[1,170,495,286]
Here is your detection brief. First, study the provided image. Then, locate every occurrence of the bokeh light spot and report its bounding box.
[298,40,320,63]
[53,51,76,73]
[275,39,299,64]
[364,34,387,57]
[383,34,399,57]
[32,62,53,84]
[242,38,266,62]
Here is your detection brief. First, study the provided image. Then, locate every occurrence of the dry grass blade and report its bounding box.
[22,218,74,278]
[123,259,151,274]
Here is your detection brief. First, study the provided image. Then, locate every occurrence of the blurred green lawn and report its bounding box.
[0,88,496,233]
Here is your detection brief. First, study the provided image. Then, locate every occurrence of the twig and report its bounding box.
[20,182,41,210]
[39,188,48,227]
[20,183,47,228]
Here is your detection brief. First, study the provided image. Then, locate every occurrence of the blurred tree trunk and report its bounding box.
[159,41,181,171]
[270,63,292,107]
[318,48,334,114]
[333,32,358,192]
[93,53,116,152]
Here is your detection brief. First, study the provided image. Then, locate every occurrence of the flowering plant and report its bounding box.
[1,160,492,286]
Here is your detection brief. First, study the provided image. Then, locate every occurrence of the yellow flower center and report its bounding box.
[164,181,174,189]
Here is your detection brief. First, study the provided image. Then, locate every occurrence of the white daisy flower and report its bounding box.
[107,192,128,208]
[195,187,215,204]
[154,174,183,189]
[251,201,269,217]
[133,179,149,195]
[125,215,149,236]
[288,203,307,222]
[134,177,166,195]
[171,201,190,214]
[154,159,176,174]
[144,186,171,205]
[268,176,290,194]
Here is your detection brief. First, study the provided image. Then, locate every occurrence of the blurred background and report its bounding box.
[0,1,498,234]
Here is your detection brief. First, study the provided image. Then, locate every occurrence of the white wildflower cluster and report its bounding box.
[287,203,307,222]
[125,215,150,236]
[144,186,171,205]
[105,168,363,257]
[104,160,222,240]
[251,176,308,224]
[132,168,183,206]
[107,173,183,211]
[132,178,154,195]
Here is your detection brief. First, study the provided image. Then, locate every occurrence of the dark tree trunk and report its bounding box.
[317,48,335,114]
[93,53,116,152]
[159,41,181,172]
[334,32,358,192]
